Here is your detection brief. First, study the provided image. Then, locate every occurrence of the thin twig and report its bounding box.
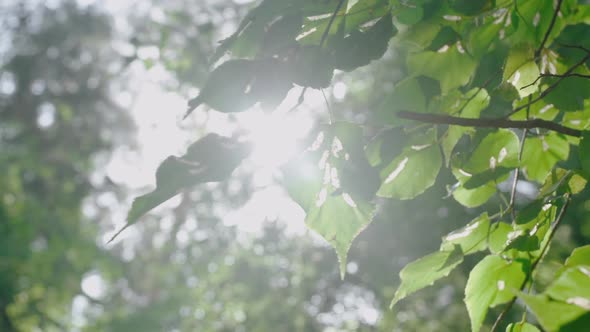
[506,51,590,118]
[509,97,531,222]
[321,89,334,124]
[490,195,571,332]
[558,43,590,54]
[319,0,346,48]
[536,0,564,57]
[521,73,590,90]
[397,111,581,137]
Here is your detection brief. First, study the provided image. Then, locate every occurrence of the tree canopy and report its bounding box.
[112,0,590,331]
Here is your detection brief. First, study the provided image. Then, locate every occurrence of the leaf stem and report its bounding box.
[509,97,531,223]
[319,0,346,48]
[535,0,564,57]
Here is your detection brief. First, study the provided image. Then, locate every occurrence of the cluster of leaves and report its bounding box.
[120,0,590,330]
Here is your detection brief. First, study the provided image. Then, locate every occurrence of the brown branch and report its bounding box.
[490,195,571,332]
[397,111,581,137]
[536,0,564,57]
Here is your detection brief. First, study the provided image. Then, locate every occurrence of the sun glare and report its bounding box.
[241,108,314,169]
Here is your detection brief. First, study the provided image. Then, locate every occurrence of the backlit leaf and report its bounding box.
[465,255,528,332]
[390,245,464,308]
[113,135,251,242]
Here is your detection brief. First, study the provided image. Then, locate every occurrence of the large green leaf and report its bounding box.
[521,133,570,183]
[390,245,464,308]
[462,129,520,174]
[407,44,477,93]
[283,123,378,278]
[111,134,252,242]
[377,130,442,199]
[465,255,528,332]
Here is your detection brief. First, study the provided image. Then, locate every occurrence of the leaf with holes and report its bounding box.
[465,255,528,332]
[282,122,377,278]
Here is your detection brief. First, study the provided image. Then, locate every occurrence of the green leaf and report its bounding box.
[452,183,496,208]
[488,222,513,254]
[441,213,491,254]
[186,59,259,114]
[553,245,590,280]
[390,246,464,308]
[522,133,570,183]
[298,0,390,45]
[407,44,477,93]
[539,168,587,197]
[563,245,590,267]
[112,135,251,242]
[396,3,424,25]
[291,46,335,89]
[518,292,590,332]
[467,16,503,57]
[377,131,442,199]
[545,266,590,304]
[463,167,512,189]
[506,322,541,332]
[377,77,427,125]
[503,44,540,98]
[465,255,528,332]
[330,13,397,71]
[462,129,520,174]
[515,200,546,225]
[542,62,590,112]
[283,123,377,278]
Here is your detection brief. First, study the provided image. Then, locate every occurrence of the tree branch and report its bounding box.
[536,0,564,57]
[397,111,581,137]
